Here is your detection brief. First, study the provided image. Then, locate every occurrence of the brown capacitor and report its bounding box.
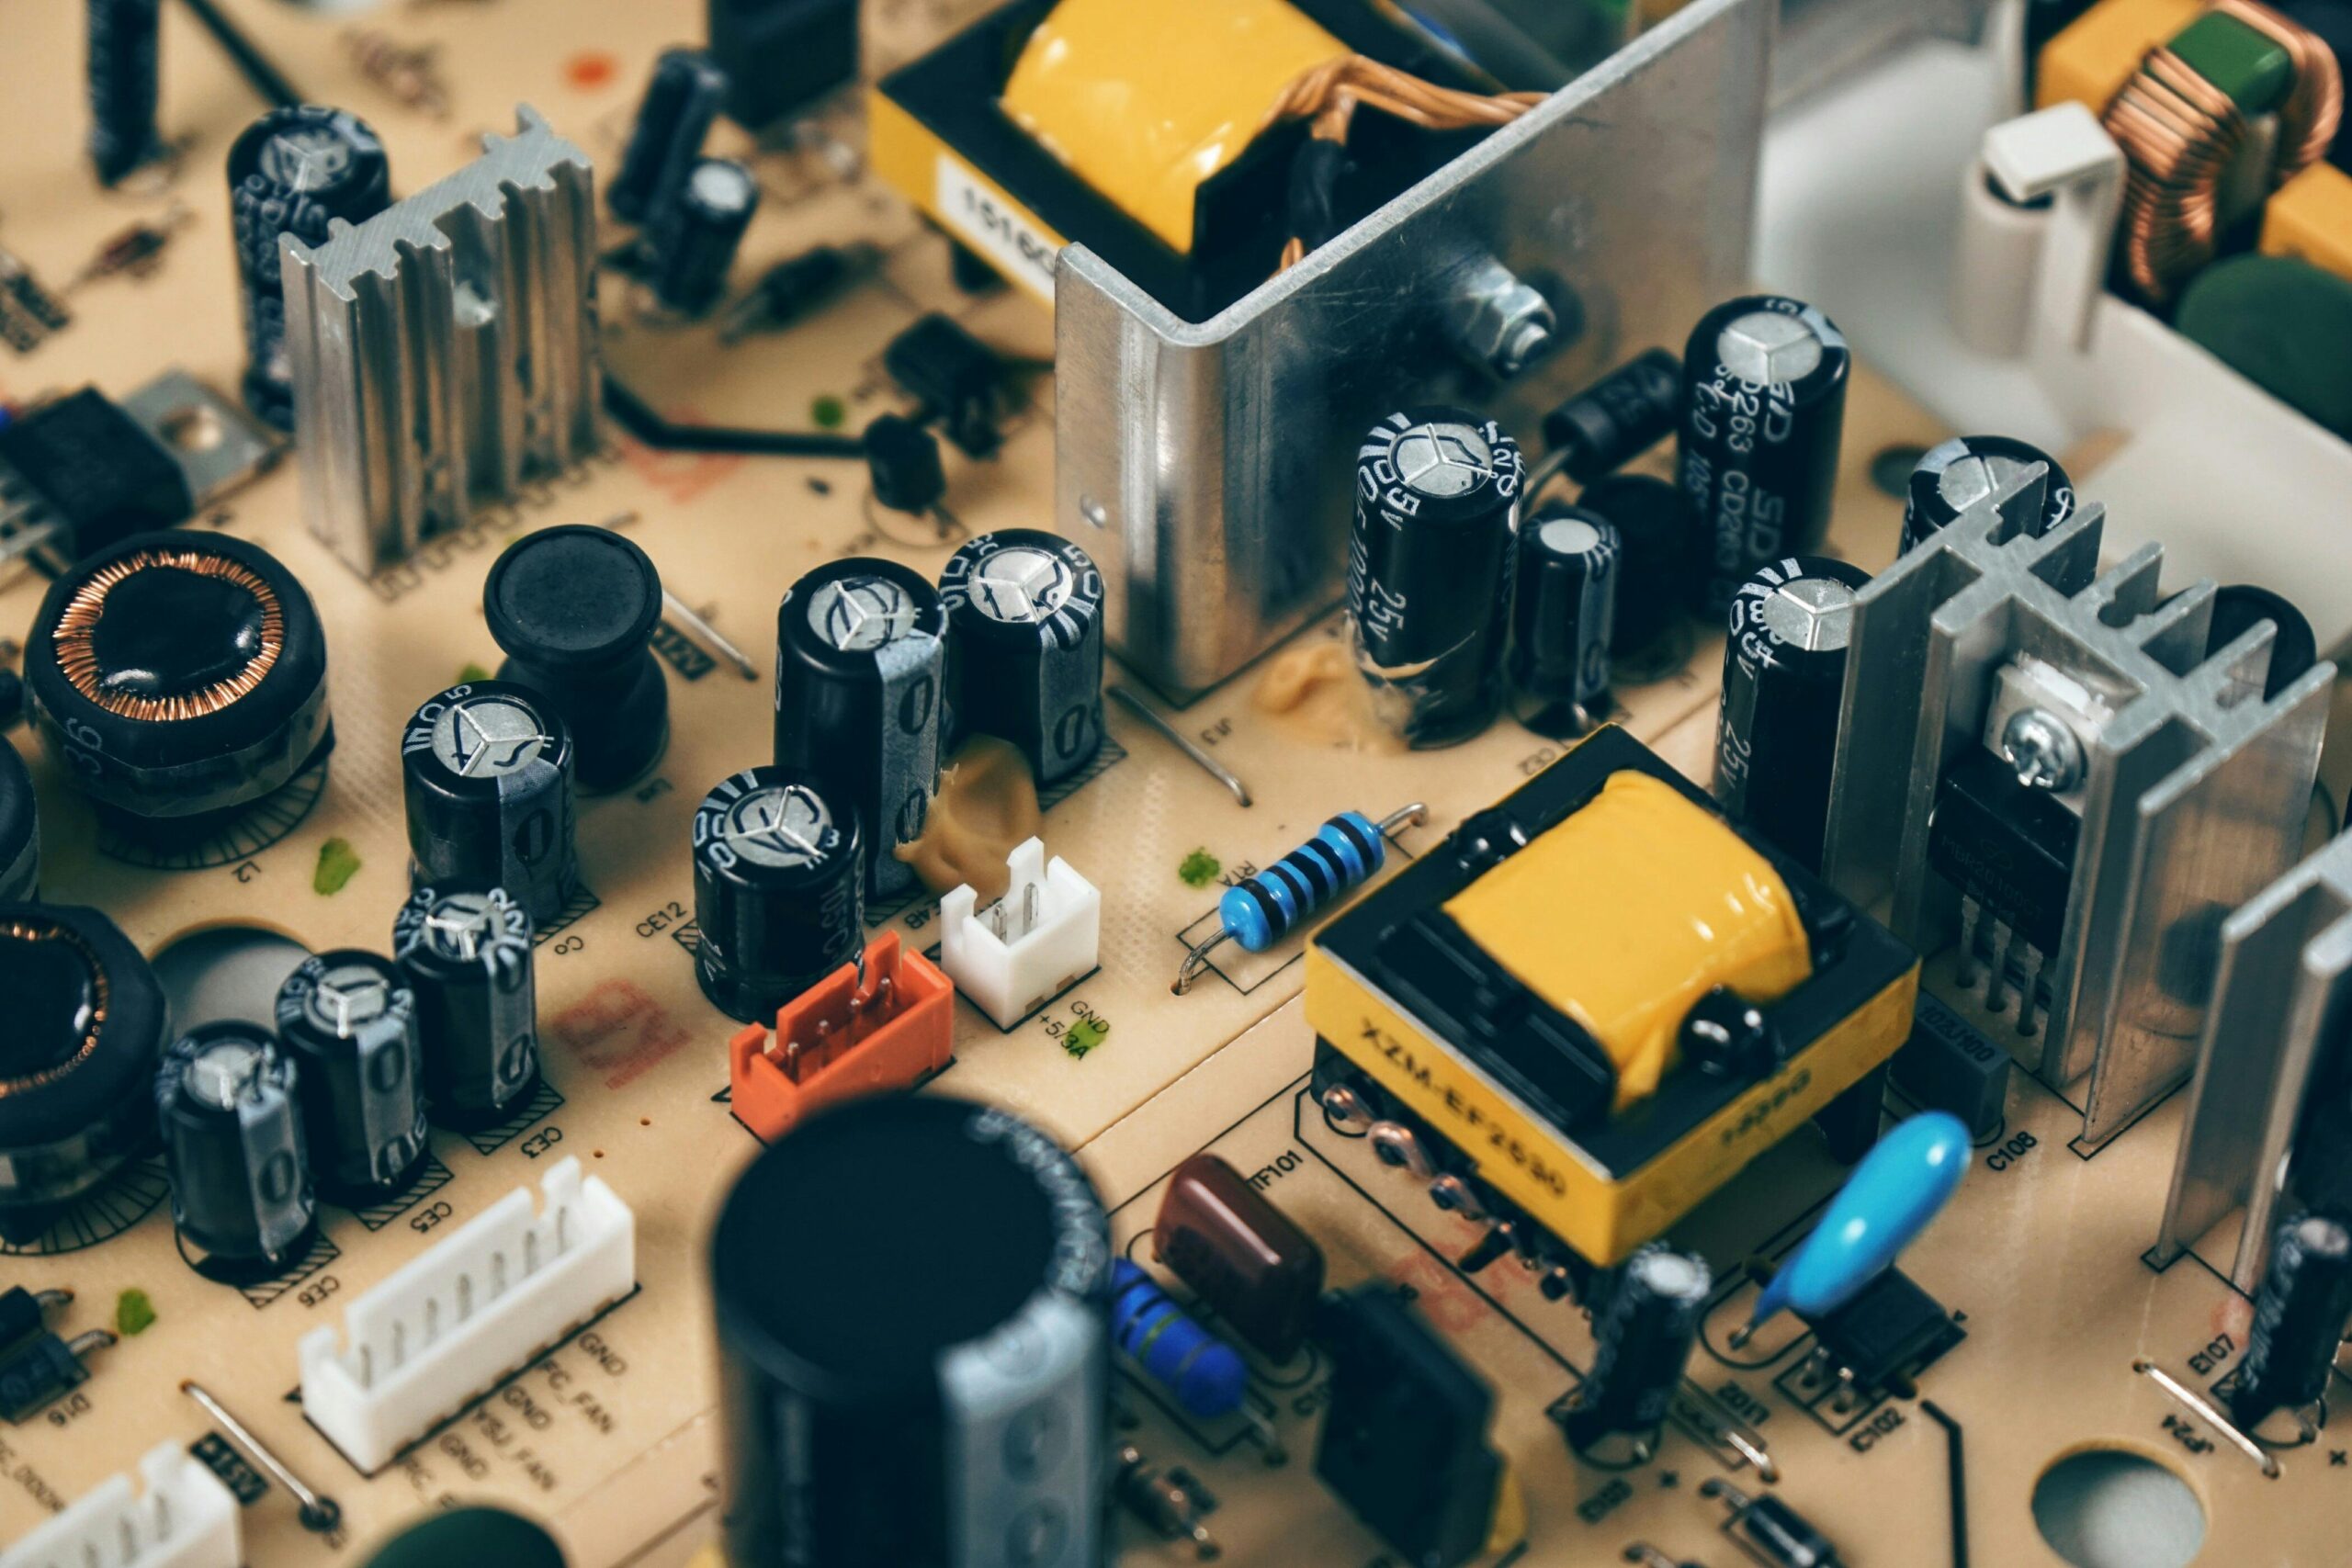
[1153,1152,1325,1359]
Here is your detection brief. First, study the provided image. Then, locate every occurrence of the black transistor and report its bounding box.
[883,313,1005,457]
[0,389,191,568]
[0,1329,113,1423]
[1800,1266,1964,1395]
[707,0,858,131]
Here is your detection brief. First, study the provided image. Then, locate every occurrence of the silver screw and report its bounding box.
[2001,708,2085,792]
[1448,256,1555,378]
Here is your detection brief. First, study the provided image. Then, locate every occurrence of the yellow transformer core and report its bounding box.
[997,0,1350,253]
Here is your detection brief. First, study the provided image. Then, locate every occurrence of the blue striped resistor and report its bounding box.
[1110,1258,1248,1419]
[1173,803,1425,994]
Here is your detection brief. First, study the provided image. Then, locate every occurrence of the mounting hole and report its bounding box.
[2031,1447,2205,1568]
[1869,443,1928,498]
[159,404,225,454]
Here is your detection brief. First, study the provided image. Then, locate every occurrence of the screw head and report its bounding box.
[2001,707,2086,792]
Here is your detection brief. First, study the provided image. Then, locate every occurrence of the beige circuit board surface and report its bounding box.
[0,2,2335,1565]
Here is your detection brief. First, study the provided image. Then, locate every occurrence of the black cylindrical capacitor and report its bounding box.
[1540,348,1683,486]
[937,529,1105,788]
[400,681,579,929]
[774,558,949,901]
[1507,506,1619,739]
[691,766,865,1024]
[2231,1212,2352,1426]
[392,887,539,1132]
[651,158,760,317]
[1899,434,2075,556]
[1348,406,1525,749]
[227,105,392,429]
[155,1022,315,1272]
[87,0,163,186]
[1576,473,1699,656]
[1714,556,1872,875]
[606,47,728,227]
[2209,584,2319,699]
[0,743,35,901]
[1563,1244,1710,1458]
[1679,295,1850,615]
[711,1094,1113,1568]
[273,950,427,1202]
[485,525,670,795]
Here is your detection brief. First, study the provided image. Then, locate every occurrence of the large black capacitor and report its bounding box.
[774,558,948,901]
[937,529,1105,789]
[1899,435,2074,556]
[1562,1244,1710,1459]
[87,0,163,186]
[1575,473,1700,656]
[606,47,727,227]
[156,1022,315,1274]
[227,106,392,429]
[392,887,540,1132]
[273,950,428,1202]
[2231,1212,2352,1426]
[1679,295,1850,615]
[1508,505,1619,739]
[711,1094,1113,1568]
[1714,556,1871,876]
[485,525,670,795]
[1348,406,1524,749]
[401,681,579,929]
[651,159,760,318]
[0,743,36,901]
[691,766,865,1023]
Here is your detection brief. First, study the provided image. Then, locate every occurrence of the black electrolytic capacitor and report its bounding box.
[87,0,163,186]
[1679,295,1850,615]
[1563,1244,1710,1458]
[774,558,948,901]
[1508,506,1619,739]
[1714,556,1871,875]
[0,742,36,901]
[2209,583,2319,699]
[1349,406,1525,749]
[2231,1213,2352,1427]
[485,525,670,795]
[1575,473,1699,656]
[691,767,865,1024]
[937,528,1105,788]
[1540,348,1683,486]
[226,106,392,429]
[155,1023,315,1273]
[273,950,428,1202]
[606,47,727,227]
[1899,434,2074,556]
[651,158,760,317]
[401,681,579,929]
[392,887,539,1131]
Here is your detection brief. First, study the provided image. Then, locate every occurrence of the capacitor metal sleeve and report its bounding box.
[86,0,164,186]
[155,1023,316,1269]
[392,886,541,1131]
[606,47,728,226]
[937,529,1106,788]
[400,682,580,928]
[1899,435,2074,556]
[1561,1244,1710,1457]
[2232,1212,2352,1424]
[1508,507,1621,739]
[651,158,761,317]
[274,950,429,1201]
[692,766,866,1024]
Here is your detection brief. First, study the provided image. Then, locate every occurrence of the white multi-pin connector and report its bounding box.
[940,838,1101,1027]
[0,1443,240,1568]
[299,1156,634,1474]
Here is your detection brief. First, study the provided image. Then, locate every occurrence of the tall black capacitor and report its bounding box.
[1562,1244,1710,1458]
[87,0,163,186]
[484,525,670,794]
[392,887,539,1131]
[1714,556,1871,875]
[774,558,947,901]
[651,159,760,317]
[155,1023,315,1273]
[0,742,36,901]
[1508,506,1619,739]
[273,951,428,1202]
[1576,473,1700,656]
[1348,406,1524,749]
[2231,1213,2352,1426]
[1900,435,2074,556]
[400,682,579,929]
[1679,295,1850,615]
[227,106,392,429]
[606,47,727,226]
[937,529,1105,788]
[691,767,865,1023]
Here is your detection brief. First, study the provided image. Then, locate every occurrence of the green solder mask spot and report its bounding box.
[459,661,493,684]
[2168,12,2294,113]
[811,395,847,430]
[1179,849,1222,888]
[314,837,363,896]
[116,1289,156,1337]
[1066,1016,1110,1053]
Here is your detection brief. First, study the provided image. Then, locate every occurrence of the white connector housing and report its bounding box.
[299,1156,634,1474]
[1,1442,239,1568]
[940,838,1101,1028]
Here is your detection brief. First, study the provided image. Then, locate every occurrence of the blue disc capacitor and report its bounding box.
[1174,804,1426,993]
[1111,1258,1249,1420]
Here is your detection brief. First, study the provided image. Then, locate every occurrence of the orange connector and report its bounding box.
[729,931,954,1142]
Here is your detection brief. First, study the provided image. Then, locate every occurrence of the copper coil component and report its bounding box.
[2219,0,2344,177]
[0,917,107,1098]
[49,545,285,723]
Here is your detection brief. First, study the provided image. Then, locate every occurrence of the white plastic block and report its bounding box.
[1,1442,240,1568]
[299,1156,634,1473]
[939,837,1101,1028]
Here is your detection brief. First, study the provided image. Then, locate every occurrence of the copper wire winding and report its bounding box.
[51,546,284,722]
[0,919,107,1096]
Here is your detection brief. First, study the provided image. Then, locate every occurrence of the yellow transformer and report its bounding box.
[1306,727,1918,1269]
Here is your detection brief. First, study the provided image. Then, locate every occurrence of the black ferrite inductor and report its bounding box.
[156,1022,316,1274]
[691,766,865,1024]
[1679,295,1850,615]
[1900,434,2075,556]
[1562,1243,1711,1460]
[227,105,392,428]
[606,46,728,227]
[0,742,36,901]
[1349,406,1525,749]
[1508,505,1620,739]
[1540,348,1683,486]
[2231,1212,2352,1427]
[87,0,164,186]
[1714,555,1872,876]
[485,525,670,794]
[937,528,1105,788]
[651,158,761,317]
[24,530,334,826]
[401,681,580,928]
[273,951,428,1202]
[392,886,540,1131]
[1575,474,1700,656]
[774,558,948,901]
